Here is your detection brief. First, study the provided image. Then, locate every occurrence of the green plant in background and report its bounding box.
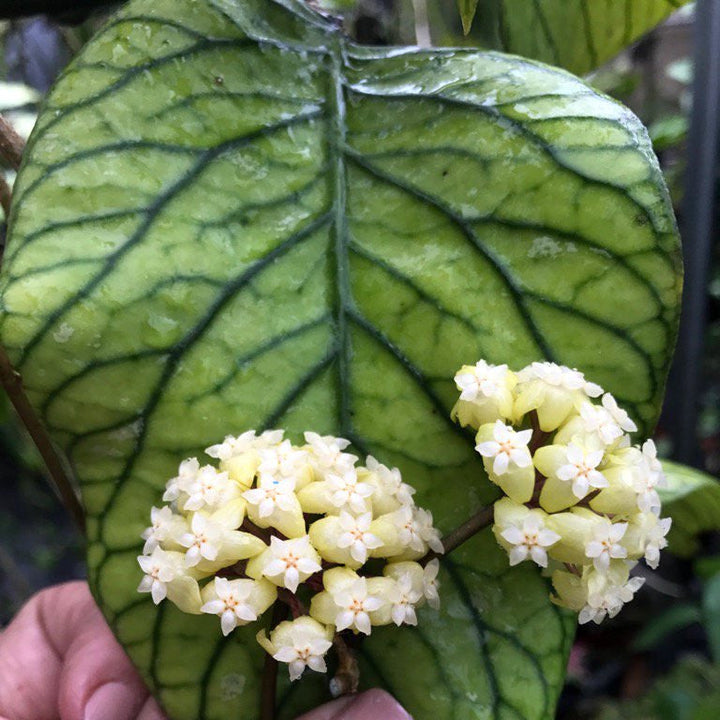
[0,0,717,719]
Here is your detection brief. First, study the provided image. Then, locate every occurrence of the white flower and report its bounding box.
[183,465,237,512]
[261,536,322,593]
[243,477,297,518]
[200,577,258,635]
[577,402,624,446]
[388,574,422,626]
[257,617,333,682]
[423,559,441,609]
[518,362,603,396]
[365,455,415,507]
[205,429,284,461]
[601,394,638,433]
[644,517,672,569]
[304,431,357,475]
[337,511,383,564]
[137,547,184,604]
[584,520,628,572]
[500,515,560,568]
[455,360,510,402]
[257,440,309,483]
[163,457,200,503]
[141,505,186,554]
[633,440,666,513]
[179,513,223,566]
[332,578,383,635]
[579,576,645,625]
[392,506,426,554]
[475,420,533,475]
[414,507,444,554]
[557,442,608,499]
[327,469,374,514]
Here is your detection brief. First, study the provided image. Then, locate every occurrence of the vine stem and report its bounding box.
[0,115,24,170]
[0,345,85,533]
[329,633,359,697]
[421,504,494,566]
[260,601,289,720]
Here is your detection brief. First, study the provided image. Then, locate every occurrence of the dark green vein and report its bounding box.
[260,352,336,431]
[443,557,500,715]
[188,314,331,402]
[18,110,322,368]
[329,44,354,438]
[345,151,555,361]
[348,308,470,441]
[93,210,332,535]
[348,242,478,334]
[524,292,659,397]
[24,37,257,159]
[345,90,666,239]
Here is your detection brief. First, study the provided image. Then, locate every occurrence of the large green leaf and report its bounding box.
[0,0,680,717]
[434,0,692,76]
[659,461,720,557]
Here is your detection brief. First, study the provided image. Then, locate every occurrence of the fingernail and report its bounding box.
[341,689,413,720]
[84,682,137,720]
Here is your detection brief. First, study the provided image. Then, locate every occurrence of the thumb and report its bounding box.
[295,689,413,720]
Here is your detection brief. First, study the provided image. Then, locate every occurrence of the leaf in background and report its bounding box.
[432,0,692,76]
[457,0,480,35]
[702,574,720,665]
[0,0,680,717]
[632,603,702,653]
[659,461,720,557]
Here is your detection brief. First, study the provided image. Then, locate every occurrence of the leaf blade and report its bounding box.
[0,0,681,718]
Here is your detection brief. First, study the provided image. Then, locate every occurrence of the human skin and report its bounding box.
[0,581,411,720]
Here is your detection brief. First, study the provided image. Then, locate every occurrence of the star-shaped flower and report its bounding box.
[137,547,184,604]
[601,394,638,433]
[327,469,374,514]
[141,505,187,554]
[259,536,322,593]
[183,465,237,512]
[454,360,511,402]
[304,431,357,475]
[584,519,628,572]
[387,573,422,626]
[476,420,533,476]
[257,617,334,682]
[423,559,441,609]
[336,511,383,564]
[579,576,645,625]
[500,514,561,568]
[557,443,608,499]
[200,577,258,636]
[243,477,297,518]
[163,457,200,503]
[332,578,383,635]
[644,516,672,569]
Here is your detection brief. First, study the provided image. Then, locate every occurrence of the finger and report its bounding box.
[0,585,67,719]
[0,581,161,720]
[51,583,157,720]
[295,689,413,720]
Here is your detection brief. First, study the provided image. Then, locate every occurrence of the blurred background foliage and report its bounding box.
[0,2,719,718]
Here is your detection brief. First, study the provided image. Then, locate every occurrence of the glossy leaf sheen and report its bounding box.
[438,0,691,75]
[0,0,680,717]
[659,461,720,558]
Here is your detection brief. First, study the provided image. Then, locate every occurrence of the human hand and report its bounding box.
[0,581,411,720]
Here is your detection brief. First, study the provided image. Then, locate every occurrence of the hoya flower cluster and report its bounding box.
[453,360,671,624]
[137,430,442,681]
